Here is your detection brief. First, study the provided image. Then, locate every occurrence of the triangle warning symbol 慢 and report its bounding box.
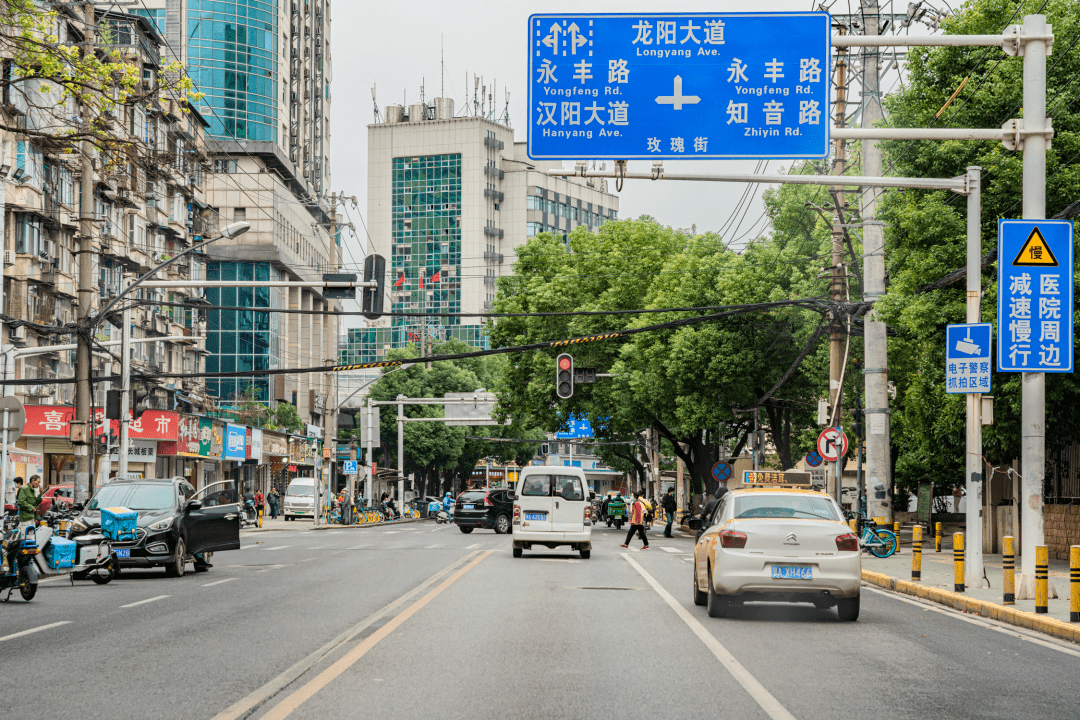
[1012,227,1059,267]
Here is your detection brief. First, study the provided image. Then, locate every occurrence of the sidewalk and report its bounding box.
[241,516,424,533]
[863,541,1078,644]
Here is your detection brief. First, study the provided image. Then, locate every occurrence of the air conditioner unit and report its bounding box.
[9,326,26,342]
[27,384,55,398]
[3,250,13,266]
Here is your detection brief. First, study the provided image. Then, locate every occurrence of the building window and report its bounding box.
[15,214,41,256]
[234,208,246,221]
[214,159,237,173]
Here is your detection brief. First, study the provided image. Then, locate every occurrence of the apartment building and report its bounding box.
[341,97,619,364]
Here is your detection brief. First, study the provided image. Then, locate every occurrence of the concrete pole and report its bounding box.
[965,167,984,588]
[397,394,405,508]
[118,277,133,478]
[829,27,847,469]
[73,2,96,504]
[1018,14,1050,600]
[364,400,373,502]
[752,408,760,471]
[347,441,357,523]
[859,0,892,522]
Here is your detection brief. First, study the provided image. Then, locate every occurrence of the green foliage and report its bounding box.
[271,403,304,435]
[876,0,1080,493]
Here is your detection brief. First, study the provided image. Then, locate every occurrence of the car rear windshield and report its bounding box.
[89,484,175,511]
[734,494,840,521]
[287,485,314,496]
[520,475,552,496]
[458,492,487,502]
[519,475,583,499]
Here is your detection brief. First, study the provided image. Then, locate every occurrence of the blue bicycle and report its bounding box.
[846,512,898,558]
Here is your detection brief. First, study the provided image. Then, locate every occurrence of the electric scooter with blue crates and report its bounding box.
[1,507,39,601]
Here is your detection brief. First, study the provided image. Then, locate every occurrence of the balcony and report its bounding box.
[483,166,504,180]
[483,276,498,287]
[483,137,505,150]
[483,188,504,202]
[483,250,504,263]
[483,226,504,239]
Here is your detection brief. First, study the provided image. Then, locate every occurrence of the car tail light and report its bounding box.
[835,533,859,552]
[719,530,747,548]
[483,492,491,506]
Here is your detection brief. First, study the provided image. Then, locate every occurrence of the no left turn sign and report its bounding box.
[816,427,848,462]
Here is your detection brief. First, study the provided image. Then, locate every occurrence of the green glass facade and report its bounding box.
[204,262,285,401]
[187,0,278,142]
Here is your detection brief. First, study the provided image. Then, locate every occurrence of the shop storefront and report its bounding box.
[263,430,289,494]
[198,419,224,486]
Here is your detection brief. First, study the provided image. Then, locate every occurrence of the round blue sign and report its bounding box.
[806,450,824,468]
[711,462,732,483]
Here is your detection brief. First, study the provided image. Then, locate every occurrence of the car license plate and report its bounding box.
[771,565,811,580]
[464,504,475,510]
[115,549,131,558]
[523,512,547,521]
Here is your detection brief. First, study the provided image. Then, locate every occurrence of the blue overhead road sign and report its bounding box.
[997,220,1074,373]
[946,323,992,394]
[556,416,594,439]
[527,13,831,160]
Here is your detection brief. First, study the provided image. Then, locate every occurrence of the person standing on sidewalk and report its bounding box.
[16,475,42,534]
[267,487,280,519]
[254,488,264,518]
[620,491,650,550]
[662,487,678,538]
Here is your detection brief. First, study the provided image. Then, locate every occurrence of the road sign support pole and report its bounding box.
[965,167,985,588]
[0,408,8,513]
[397,395,405,513]
[365,400,373,503]
[1018,14,1050,601]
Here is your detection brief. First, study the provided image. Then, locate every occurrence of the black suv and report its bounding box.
[454,489,513,534]
[69,477,241,577]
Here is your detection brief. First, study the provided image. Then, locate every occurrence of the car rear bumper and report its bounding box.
[713,550,861,599]
[454,513,495,529]
[513,529,592,544]
[284,504,314,517]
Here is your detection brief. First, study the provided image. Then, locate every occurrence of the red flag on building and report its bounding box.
[393,272,405,287]
[419,274,424,289]
[429,270,441,284]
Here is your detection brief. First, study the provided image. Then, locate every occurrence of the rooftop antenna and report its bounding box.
[371,84,381,122]
[440,35,444,98]
[421,77,425,105]
[503,89,511,127]
[473,75,480,116]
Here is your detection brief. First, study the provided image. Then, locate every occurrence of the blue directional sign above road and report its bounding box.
[945,323,992,394]
[556,415,594,439]
[997,220,1074,373]
[527,12,831,160]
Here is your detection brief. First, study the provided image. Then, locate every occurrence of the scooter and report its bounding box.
[0,510,39,601]
[240,498,259,528]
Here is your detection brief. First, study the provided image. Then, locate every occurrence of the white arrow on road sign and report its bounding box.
[816,427,848,462]
[655,76,700,110]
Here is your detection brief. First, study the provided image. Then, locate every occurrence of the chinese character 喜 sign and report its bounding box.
[997,220,1073,373]
[527,12,831,160]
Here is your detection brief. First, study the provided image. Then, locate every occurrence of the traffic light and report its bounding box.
[133,388,150,421]
[556,353,574,399]
[106,389,122,420]
[362,254,386,319]
[850,397,864,438]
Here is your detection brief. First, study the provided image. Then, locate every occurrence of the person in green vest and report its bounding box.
[16,474,42,533]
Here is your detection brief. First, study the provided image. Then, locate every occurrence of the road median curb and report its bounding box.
[312,518,424,531]
[861,569,1080,645]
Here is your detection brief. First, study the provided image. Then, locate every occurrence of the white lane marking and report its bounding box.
[862,585,1080,659]
[0,621,71,643]
[538,559,580,563]
[466,543,481,549]
[623,554,797,720]
[660,547,682,554]
[260,545,292,551]
[307,546,326,550]
[427,544,444,549]
[120,595,171,609]
[203,578,238,588]
[384,531,399,535]
[429,528,440,533]
[256,565,289,573]
[345,546,369,550]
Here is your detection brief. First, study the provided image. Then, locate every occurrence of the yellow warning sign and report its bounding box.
[1012,227,1059,267]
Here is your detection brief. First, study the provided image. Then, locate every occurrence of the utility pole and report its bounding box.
[73,1,96,504]
[829,25,848,504]
[1017,14,1050,600]
[859,0,892,522]
[117,276,133,478]
[965,166,985,588]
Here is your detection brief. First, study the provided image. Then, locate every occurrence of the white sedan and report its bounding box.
[692,488,862,621]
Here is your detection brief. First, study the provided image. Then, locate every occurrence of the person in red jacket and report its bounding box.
[620,491,650,550]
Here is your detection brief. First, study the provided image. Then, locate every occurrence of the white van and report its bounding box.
[511,467,593,559]
[283,477,316,520]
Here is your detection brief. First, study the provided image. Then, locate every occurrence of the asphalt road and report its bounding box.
[2,520,1077,720]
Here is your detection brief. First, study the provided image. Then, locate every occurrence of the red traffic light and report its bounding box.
[558,357,572,371]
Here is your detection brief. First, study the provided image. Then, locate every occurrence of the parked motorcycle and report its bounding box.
[606,497,627,530]
[1,509,39,601]
[239,498,259,528]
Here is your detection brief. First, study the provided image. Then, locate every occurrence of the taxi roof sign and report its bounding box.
[742,470,813,487]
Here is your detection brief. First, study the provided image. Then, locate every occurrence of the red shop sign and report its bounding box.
[24,406,179,441]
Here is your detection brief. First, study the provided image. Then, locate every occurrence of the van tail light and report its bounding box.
[513,505,521,522]
[835,534,859,552]
[719,530,747,548]
[584,506,591,523]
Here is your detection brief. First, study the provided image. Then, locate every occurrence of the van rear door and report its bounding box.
[551,475,585,532]
[516,473,553,532]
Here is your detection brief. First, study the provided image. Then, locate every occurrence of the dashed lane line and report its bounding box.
[260,545,292,551]
[427,544,444,549]
[203,578,238,588]
[466,543,481,549]
[120,595,171,609]
[660,547,682,554]
[623,554,797,720]
[0,621,71,643]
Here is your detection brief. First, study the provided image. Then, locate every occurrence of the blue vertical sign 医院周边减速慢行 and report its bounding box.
[945,323,992,394]
[527,13,831,160]
[997,220,1073,373]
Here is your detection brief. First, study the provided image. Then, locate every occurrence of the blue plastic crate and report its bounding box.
[44,536,76,569]
[101,506,138,541]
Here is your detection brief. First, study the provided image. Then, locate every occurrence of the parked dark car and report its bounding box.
[454,489,513,534]
[68,477,240,577]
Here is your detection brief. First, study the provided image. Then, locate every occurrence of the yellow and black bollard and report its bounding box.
[1070,546,1079,623]
[258,508,263,528]
[1003,536,1015,605]
[894,521,902,554]
[849,517,858,533]
[953,532,965,592]
[935,522,943,553]
[912,525,923,581]
[1035,545,1049,614]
